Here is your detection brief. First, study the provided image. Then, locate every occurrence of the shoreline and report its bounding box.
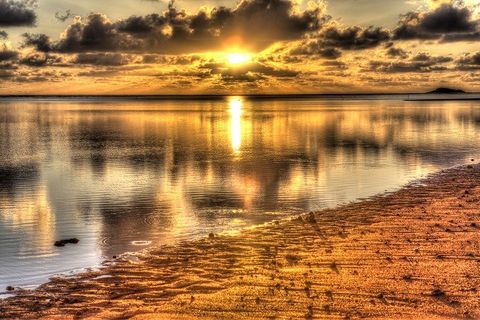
[2,164,480,319]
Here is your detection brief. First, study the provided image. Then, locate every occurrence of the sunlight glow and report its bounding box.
[227,52,251,65]
[229,97,243,153]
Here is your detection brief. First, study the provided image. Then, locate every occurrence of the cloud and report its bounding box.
[0,0,37,27]
[0,48,17,62]
[321,60,347,70]
[141,54,201,64]
[199,60,300,83]
[291,25,390,59]
[386,47,409,58]
[31,0,325,55]
[290,43,342,59]
[370,53,452,73]
[22,33,52,52]
[55,9,75,23]
[319,26,391,50]
[20,53,62,67]
[410,52,452,63]
[393,4,479,40]
[456,52,480,70]
[441,31,480,42]
[19,53,47,67]
[73,53,134,66]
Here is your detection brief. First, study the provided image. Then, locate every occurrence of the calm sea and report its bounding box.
[1,95,480,291]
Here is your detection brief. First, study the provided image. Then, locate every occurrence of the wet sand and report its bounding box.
[2,164,480,319]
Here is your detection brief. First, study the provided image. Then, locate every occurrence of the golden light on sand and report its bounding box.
[227,52,251,65]
[229,97,243,153]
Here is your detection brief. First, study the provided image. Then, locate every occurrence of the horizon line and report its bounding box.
[0,92,478,99]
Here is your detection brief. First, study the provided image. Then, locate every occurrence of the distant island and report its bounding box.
[427,87,466,94]
[406,87,478,101]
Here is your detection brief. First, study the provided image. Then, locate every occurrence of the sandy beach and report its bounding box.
[1,164,480,319]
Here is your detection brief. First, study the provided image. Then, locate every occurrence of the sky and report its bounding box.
[0,0,480,94]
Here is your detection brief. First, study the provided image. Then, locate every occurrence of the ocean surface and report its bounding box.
[1,95,480,292]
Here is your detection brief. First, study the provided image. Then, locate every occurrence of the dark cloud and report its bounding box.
[456,52,480,70]
[386,47,408,58]
[321,60,347,70]
[370,53,452,73]
[442,31,480,42]
[291,42,342,59]
[0,69,14,78]
[22,33,52,52]
[20,53,62,67]
[319,26,391,50]
[74,53,133,66]
[0,49,17,62]
[27,0,325,54]
[0,0,36,27]
[393,4,479,41]
[55,14,131,53]
[7,69,67,82]
[19,53,48,67]
[410,53,452,63]
[55,9,75,23]
[291,25,390,59]
[419,4,476,33]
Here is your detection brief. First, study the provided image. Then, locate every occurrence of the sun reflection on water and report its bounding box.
[229,97,243,154]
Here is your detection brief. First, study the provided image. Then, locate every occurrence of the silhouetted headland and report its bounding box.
[427,87,466,94]
[406,87,480,101]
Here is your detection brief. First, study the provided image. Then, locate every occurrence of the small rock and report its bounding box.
[306,212,316,224]
[6,286,14,292]
[306,305,314,318]
[402,275,413,282]
[54,238,79,247]
[286,254,300,264]
[432,289,446,298]
[208,233,215,239]
[325,290,333,300]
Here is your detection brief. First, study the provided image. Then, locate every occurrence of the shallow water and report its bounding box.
[1,96,479,290]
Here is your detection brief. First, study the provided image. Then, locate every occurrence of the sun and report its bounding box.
[227,52,252,65]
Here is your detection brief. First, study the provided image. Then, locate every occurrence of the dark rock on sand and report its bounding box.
[432,289,446,298]
[54,238,80,247]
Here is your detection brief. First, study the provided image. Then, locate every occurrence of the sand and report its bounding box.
[1,164,480,319]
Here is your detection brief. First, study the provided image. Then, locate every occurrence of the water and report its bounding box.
[1,96,480,291]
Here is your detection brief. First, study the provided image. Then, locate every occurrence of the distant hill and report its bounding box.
[427,87,466,94]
